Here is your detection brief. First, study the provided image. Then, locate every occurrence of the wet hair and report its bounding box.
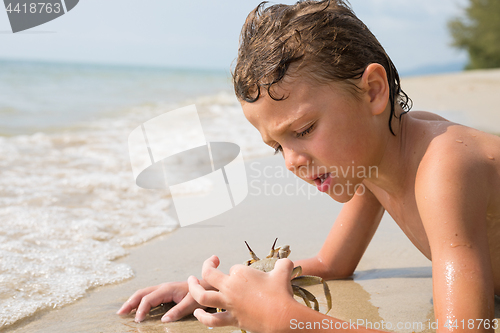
[232,0,412,135]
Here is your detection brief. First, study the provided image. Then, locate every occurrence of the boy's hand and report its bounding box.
[188,255,296,333]
[116,280,211,323]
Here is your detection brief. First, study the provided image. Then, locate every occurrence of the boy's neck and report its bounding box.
[365,109,413,196]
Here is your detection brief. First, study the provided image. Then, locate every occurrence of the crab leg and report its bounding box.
[148,303,169,317]
[292,285,320,311]
[292,285,312,309]
[292,275,332,313]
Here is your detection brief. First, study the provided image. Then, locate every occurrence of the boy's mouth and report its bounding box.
[313,173,331,192]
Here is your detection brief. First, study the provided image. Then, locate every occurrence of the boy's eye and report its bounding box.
[297,123,314,137]
[274,145,283,155]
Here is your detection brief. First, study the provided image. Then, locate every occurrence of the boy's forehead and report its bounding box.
[240,78,357,141]
[241,77,323,122]
[240,85,310,141]
[241,91,294,124]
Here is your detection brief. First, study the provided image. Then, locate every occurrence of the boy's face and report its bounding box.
[241,77,389,202]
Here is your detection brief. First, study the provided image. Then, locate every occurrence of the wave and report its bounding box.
[0,90,270,327]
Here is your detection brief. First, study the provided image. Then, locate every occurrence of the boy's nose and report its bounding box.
[284,147,309,173]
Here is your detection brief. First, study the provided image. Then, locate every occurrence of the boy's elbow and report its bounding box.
[313,256,356,280]
[324,268,355,280]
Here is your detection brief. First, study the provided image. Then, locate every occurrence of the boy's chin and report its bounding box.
[326,190,356,203]
[323,179,364,203]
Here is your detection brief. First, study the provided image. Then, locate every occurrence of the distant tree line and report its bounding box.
[448,0,500,69]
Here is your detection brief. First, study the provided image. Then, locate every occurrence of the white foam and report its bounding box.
[0,93,271,328]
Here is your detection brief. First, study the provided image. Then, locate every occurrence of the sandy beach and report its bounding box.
[3,69,500,333]
[402,68,500,134]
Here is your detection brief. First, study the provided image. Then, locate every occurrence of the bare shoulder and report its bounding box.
[414,123,500,209]
[412,126,490,252]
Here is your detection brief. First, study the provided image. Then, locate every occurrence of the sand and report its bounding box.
[402,68,500,134]
[3,68,500,333]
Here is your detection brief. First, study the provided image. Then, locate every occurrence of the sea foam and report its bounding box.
[0,89,271,327]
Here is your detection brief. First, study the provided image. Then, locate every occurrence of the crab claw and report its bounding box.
[291,266,302,279]
[267,238,279,258]
[244,240,260,265]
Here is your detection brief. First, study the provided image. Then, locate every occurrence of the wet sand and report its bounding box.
[4,68,500,333]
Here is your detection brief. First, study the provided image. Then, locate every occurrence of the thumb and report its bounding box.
[272,258,294,280]
[272,259,294,296]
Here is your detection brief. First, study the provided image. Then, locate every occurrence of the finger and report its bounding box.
[188,275,226,309]
[193,308,238,328]
[201,256,228,289]
[272,259,295,295]
[134,287,177,322]
[202,255,220,271]
[207,254,220,268]
[116,285,161,315]
[272,258,294,280]
[273,258,294,273]
[161,293,201,323]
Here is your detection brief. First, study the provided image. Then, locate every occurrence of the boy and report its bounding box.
[118,1,500,332]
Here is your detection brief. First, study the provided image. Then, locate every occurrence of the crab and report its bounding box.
[244,238,332,312]
[221,238,332,333]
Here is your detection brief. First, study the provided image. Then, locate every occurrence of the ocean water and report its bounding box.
[0,60,270,328]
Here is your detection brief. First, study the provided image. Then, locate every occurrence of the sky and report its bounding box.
[0,0,468,73]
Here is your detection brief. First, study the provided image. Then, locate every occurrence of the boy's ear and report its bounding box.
[360,63,389,116]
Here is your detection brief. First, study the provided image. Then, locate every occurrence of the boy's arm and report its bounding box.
[295,185,385,279]
[416,151,495,332]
